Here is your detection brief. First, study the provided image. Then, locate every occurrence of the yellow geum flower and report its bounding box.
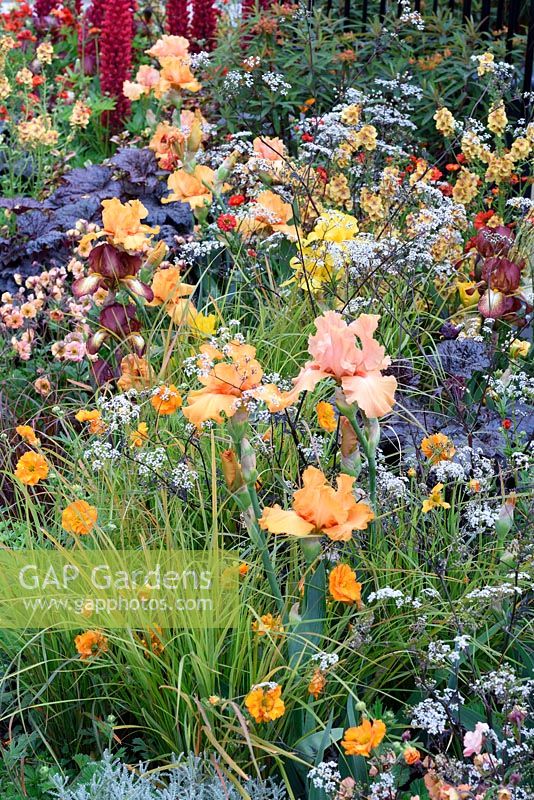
[422,483,451,513]
[509,339,530,359]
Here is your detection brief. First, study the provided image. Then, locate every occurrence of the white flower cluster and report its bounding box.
[411,690,460,734]
[180,239,224,264]
[369,771,396,800]
[83,440,121,472]
[488,370,534,404]
[473,668,534,704]
[367,586,422,609]
[96,391,140,432]
[222,70,254,95]
[135,447,166,478]
[261,72,291,96]
[170,463,198,492]
[311,652,339,671]
[307,761,341,794]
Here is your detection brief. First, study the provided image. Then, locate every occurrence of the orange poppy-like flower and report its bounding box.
[245,683,285,723]
[151,385,183,416]
[316,401,337,432]
[99,198,159,253]
[341,718,386,757]
[404,746,421,765]
[329,563,362,604]
[252,613,284,636]
[420,433,456,464]
[287,311,397,419]
[62,500,98,535]
[74,629,108,660]
[308,668,326,699]
[259,466,373,541]
[15,451,49,485]
[75,409,106,435]
[34,377,51,396]
[15,425,40,446]
[240,190,298,240]
[117,354,154,392]
[158,56,201,93]
[163,165,216,209]
[239,563,249,576]
[182,341,287,428]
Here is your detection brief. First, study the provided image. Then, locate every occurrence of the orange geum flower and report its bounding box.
[420,433,456,464]
[74,629,108,660]
[151,385,182,416]
[259,466,373,541]
[15,451,49,485]
[15,425,40,446]
[62,500,98,535]
[329,563,362,604]
[341,718,386,757]
[404,746,421,765]
[316,401,337,432]
[245,682,285,723]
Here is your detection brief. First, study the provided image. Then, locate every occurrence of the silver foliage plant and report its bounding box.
[50,750,287,800]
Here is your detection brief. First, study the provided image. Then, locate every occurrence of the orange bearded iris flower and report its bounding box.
[341,718,386,757]
[99,198,159,253]
[182,341,287,427]
[163,165,216,209]
[287,311,397,419]
[240,190,298,240]
[259,466,373,541]
[158,56,201,93]
[147,266,196,323]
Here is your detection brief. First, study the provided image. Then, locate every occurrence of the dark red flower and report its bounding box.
[167,0,189,36]
[473,210,495,230]
[191,0,216,51]
[72,244,152,302]
[99,0,134,130]
[502,418,512,430]
[472,225,514,258]
[87,303,144,355]
[316,166,328,183]
[481,256,522,294]
[301,133,314,143]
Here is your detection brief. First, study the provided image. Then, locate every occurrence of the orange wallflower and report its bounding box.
[329,563,362,604]
[422,483,451,513]
[252,613,284,636]
[245,683,285,723]
[182,341,286,427]
[163,165,216,209]
[15,451,49,485]
[74,629,108,660]
[341,718,386,757]
[151,385,182,416]
[62,500,98,535]
[287,311,397,419]
[75,409,106,434]
[15,425,40,446]
[316,401,337,432]
[308,668,326,699]
[259,466,373,541]
[117,355,154,392]
[404,746,421,765]
[421,433,456,464]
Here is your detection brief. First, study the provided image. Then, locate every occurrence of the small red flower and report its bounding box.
[246,248,257,257]
[457,153,467,164]
[474,210,495,230]
[438,183,453,196]
[446,163,461,172]
[316,166,328,183]
[502,418,512,430]
[228,194,246,207]
[301,133,314,143]
[217,213,237,232]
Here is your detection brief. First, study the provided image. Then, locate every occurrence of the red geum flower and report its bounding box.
[228,194,246,207]
[445,163,461,172]
[502,418,512,429]
[457,153,467,164]
[72,243,153,302]
[217,213,237,232]
[301,133,314,143]
[316,166,328,183]
[87,303,144,355]
[474,210,495,230]
[438,183,453,196]
[481,256,522,294]
[430,167,443,181]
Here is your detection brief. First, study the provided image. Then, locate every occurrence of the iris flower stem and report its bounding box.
[342,407,377,511]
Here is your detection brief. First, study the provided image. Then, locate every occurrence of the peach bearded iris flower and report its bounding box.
[163,165,216,209]
[147,266,196,323]
[182,341,287,427]
[288,311,397,419]
[239,190,298,240]
[259,466,373,541]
